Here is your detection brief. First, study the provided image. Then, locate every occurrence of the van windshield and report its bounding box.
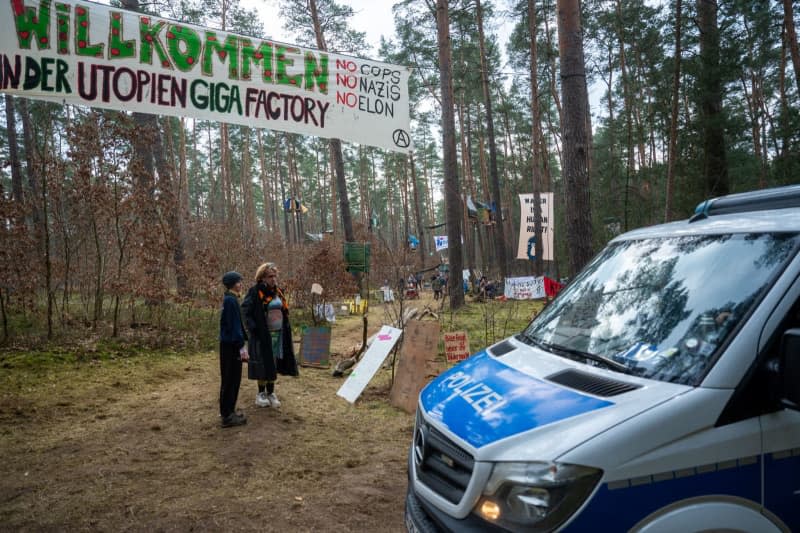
[521,232,800,385]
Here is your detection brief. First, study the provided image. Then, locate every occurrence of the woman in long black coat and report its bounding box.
[241,263,299,408]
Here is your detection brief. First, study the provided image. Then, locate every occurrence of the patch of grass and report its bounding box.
[443,298,544,350]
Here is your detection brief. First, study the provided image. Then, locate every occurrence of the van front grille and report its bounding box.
[413,415,474,504]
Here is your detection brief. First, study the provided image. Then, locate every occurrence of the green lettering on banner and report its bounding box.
[166,25,200,72]
[276,46,301,88]
[304,52,328,94]
[56,3,70,54]
[240,39,274,82]
[74,5,103,57]
[108,11,135,59]
[139,17,170,68]
[12,0,51,50]
[202,32,239,79]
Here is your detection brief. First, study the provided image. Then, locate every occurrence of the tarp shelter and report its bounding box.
[284,197,308,213]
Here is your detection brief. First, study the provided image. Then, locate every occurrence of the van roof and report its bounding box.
[614,185,800,242]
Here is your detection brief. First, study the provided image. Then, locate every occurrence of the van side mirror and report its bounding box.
[780,328,800,410]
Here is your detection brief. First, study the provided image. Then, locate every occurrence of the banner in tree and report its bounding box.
[516,193,554,261]
[0,0,412,153]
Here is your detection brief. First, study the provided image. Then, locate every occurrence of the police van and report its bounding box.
[405,185,800,532]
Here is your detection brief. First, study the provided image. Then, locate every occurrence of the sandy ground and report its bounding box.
[0,308,417,532]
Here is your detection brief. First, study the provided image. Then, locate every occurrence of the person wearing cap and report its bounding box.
[241,263,299,409]
[219,271,248,428]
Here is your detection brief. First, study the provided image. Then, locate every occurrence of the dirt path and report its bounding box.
[0,310,416,531]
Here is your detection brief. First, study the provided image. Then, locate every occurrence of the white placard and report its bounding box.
[504,276,546,300]
[336,325,403,403]
[0,0,411,152]
[517,193,554,260]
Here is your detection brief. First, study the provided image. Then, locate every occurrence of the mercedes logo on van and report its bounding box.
[414,425,427,466]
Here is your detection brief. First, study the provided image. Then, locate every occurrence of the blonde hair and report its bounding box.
[254,262,278,282]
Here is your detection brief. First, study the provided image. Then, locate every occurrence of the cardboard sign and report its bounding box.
[299,326,331,368]
[389,321,441,413]
[337,325,403,403]
[443,331,470,363]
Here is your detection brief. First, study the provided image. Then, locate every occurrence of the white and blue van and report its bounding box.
[405,185,800,532]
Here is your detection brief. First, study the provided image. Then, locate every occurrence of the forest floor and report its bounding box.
[0,291,540,532]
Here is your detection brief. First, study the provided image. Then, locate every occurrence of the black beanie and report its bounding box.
[222,271,242,288]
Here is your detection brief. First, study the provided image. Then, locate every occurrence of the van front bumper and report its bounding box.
[405,447,505,533]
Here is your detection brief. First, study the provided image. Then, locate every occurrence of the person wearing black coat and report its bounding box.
[241,263,299,409]
[219,271,248,428]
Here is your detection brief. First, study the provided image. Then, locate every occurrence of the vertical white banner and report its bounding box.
[517,193,554,261]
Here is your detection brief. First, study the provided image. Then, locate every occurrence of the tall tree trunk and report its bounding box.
[557,0,594,276]
[175,118,189,295]
[697,0,728,197]
[436,0,465,309]
[615,0,635,231]
[476,0,508,280]
[257,130,272,233]
[458,99,479,278]
[308,0,355,243]
[528,0,544,275]
[783,0,800,96]
[409,152,427,267]
[18,98,40,226]
[207,123,222,220]
[4,95,24,205]
[241,128,257,244]
[665,0,682,221]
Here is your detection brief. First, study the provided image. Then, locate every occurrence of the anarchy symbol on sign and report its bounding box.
[392,129,411,148]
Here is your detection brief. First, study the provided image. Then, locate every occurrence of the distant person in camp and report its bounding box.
[478,276,489,301]
[242,263,299,409]
[219,271,248,428]
[432,275,443,300]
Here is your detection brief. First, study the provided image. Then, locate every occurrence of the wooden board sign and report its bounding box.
[443,331,470,363]
[389,320,441,414]
[299,326,332,368]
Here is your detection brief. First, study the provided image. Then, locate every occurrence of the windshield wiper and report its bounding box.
[519,333,632,375]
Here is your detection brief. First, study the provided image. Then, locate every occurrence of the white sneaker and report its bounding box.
[267,393,281,408]
[255,391,270,407]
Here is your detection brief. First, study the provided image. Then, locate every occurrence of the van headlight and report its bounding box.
[475,461,602,531]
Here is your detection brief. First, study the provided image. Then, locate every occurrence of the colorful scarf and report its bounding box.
[257,284,289,311]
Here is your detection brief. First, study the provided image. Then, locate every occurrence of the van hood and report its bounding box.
[419,346,690,461]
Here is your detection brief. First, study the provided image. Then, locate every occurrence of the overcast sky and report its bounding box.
[241,0,398,59]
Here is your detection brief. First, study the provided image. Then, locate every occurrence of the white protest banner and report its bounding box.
[517,193,554,260]
[337,325,402,403]
[504,276,545,300]
[0,0,412,153]
[434,235,448,251]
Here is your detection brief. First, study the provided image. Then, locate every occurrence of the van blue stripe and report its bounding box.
[420,352,613,448]
[565,457,762,531]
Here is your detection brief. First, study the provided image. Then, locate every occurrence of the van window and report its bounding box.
[522,233,800,385]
